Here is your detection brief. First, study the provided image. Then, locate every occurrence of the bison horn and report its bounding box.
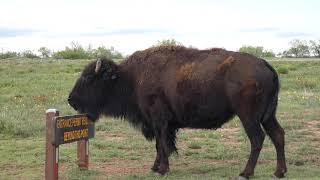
[95,59,102,73]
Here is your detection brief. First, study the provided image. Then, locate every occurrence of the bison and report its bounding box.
[68,46,287,179]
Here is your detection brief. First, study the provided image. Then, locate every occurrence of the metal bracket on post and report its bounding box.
[45,109,59,180]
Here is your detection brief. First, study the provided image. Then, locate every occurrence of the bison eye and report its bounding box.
[81,75,94,83]
[86,75,94,81]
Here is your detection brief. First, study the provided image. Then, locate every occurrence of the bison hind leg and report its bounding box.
[233,80,267,178]
[238,117,265,178]
[262,116,287,178]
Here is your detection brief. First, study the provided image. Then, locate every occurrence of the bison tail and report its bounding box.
[260,61,280,123]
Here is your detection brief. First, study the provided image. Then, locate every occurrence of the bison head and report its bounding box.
[68,58,119,121]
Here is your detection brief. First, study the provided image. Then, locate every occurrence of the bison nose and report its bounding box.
[68,97,78,111]
[67,97,72,105]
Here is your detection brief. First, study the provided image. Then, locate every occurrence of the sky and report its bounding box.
[0,0,319,55]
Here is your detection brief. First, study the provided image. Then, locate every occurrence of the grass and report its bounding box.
[0,58,320,179]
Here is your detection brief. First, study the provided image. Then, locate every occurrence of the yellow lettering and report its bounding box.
[58,117,89,129]
[82,118,88,125]
[63,128,89,142]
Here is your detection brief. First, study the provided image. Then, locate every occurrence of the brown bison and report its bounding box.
[68,46,287,178]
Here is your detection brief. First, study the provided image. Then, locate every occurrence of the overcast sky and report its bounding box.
[0,0,319,55]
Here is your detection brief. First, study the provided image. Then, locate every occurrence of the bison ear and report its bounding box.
[95,59,102,74]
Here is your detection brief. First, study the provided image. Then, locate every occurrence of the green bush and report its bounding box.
[277,67,289,74]
[0,51,19,59]
[288,65,298,71]
[239,45,275,57]
[38,47,52,58]
[155,39,182,46]
[52,43,124,60]
[53,42,91,59]
[21,50,39,59]
[92,46,112,59]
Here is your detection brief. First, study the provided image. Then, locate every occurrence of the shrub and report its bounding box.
[239,45,275,58]
[296,77,317,89]
[155,39,182,46]
[53,42,91,59]
[0,51,19,59]
[288,65,298,71]
[21,50,39,59]
[38,47,52,58]
[52,42,124,60]
[277,67,289,74]
[91,46,112,59]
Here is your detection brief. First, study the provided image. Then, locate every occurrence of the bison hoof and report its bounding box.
[273,170,287,179]
[151,166,159,172]
[272,175,286,180]
[236,176,249,180]
[154,166,169,176]
[154,172,164,176]
[273,168,287,179]
[154,170,169,176]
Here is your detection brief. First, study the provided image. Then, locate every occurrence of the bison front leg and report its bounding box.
[154,125,170,175]
[151,138,161,172]
[152,128,178,174]
[146,95,176,175]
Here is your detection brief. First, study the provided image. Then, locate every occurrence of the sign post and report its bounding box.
[45,109,59,180]
[77,140,89,168]
[45,109,94,180]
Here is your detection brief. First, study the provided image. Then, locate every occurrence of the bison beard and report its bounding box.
[68,46,287,178]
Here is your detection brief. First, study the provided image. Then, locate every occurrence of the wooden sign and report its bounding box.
[53,114,94,145]
[45,109,94,180]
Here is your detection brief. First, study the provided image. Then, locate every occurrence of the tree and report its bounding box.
[263,49,276,58]
[280,50,293,58]
[52,42,124,60]
[288,39,310,57]
[38,47,51,58]
[155,39,182,46]
[239,46,264,57]
[92,46,112,59]
[0,51,19,59]
[53,42,91,59]
[21,50,39,59]
[239,46,275,58]
[309,40,320,57]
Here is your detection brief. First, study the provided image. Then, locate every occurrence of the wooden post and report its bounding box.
[77,140,89,169]
[45,109,59,180]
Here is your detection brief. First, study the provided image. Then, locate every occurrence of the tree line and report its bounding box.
[0,42,124,60]
[239,39,320,58]
[1,39,320,60]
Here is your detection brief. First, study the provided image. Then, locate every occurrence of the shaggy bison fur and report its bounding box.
[68,46,287,178]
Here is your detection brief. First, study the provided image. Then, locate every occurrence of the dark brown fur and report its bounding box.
[68,46,287,178]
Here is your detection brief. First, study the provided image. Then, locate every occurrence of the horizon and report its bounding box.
[1,0,319,55]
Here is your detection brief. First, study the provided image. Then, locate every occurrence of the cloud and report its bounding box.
[275,32,313,38]
[41,28,174,38]
[80,28,173,37]
[240,27,280,33]
[0,27,36,37]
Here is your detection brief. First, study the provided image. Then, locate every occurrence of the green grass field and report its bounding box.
[0,58,320,179]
